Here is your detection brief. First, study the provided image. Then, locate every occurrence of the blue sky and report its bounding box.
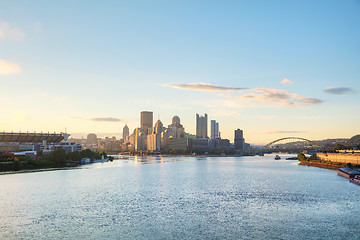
[0,0,359,144]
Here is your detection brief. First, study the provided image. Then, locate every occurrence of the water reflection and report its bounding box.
[0,155,359,239]
[113,155,179,165]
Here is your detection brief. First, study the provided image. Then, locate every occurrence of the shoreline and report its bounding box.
[1,156,343,175]
[299,161,341,170]
[0,166,80,176]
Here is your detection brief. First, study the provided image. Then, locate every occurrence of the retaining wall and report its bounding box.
[316,153,360,165]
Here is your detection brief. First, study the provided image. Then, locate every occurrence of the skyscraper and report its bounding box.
[196,113,208,138]
[167,116,185,138]
[123,124,129,140]
[210,120,219,139]
[140,111,153,135]
[87,133,97,145]
[234,129,244,151]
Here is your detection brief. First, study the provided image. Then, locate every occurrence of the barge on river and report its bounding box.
[350,176,360,186]
[337,167,360,179]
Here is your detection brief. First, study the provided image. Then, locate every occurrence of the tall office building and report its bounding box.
[123,124,129,140]
[167,116,185,138]
[87,133,97,145]
[196,113,208,138]
[135,128,146,150]
[154,119,164,135]
[210,120,219,139]
[140,111,153,135]
[234,129,244,151]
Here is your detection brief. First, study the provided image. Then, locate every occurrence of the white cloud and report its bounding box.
[70,116,123,122]
[163,83,247,92]
[0,59,22,75]
[281,78,292,84]
[0,21,25,41]
[242,88,323,106]
[165,82,323,107]
[268,130,307,134]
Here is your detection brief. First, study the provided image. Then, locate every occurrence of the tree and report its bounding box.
[297,153,307,161]
[13,157,20,171]
[67,151,81,162]
[332,143,348,151]
[50,149,67,167]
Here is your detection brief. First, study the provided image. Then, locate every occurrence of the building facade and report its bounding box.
[134,128,147,150]
[167,137,188,150]
[140,111,153,135]
[87,133,97,145]
[147,133,161,151]
[188,138,209,151]
[167,116,185,138]
[234,129,244,151]
[210,120,219,140]
[123,124,129,140]
[196,113,208,138]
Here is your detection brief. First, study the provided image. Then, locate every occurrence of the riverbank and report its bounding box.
[299,161,342,170]
[0,166,80,175]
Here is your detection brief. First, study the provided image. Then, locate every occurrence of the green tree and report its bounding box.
[297,153,307,161]
[13,157,20,171]
[50,149,67,167]
[67,151,81,162]
[332,143,348,151]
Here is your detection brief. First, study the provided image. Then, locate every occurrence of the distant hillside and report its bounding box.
[347,134,360,147]
[271,138,348,149]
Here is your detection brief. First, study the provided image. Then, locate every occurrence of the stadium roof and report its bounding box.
[0,132,64,143]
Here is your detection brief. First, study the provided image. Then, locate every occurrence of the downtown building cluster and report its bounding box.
[112,111,250,153]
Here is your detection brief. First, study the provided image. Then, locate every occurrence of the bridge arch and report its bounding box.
[263,137,319,149]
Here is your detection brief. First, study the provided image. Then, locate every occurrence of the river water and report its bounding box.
[0,155,359,239]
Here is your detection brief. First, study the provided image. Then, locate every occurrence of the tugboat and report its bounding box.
[275,155,281,160]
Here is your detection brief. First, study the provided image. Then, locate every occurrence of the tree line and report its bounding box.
[0,149,108,172]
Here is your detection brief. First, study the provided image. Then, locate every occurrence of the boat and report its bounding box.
[275,155,281,160]
[350,176,360,186]
[337,168,360,179]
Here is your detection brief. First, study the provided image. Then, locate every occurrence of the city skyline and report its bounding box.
[1,1,359,144]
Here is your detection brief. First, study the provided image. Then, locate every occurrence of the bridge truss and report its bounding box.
[263,137,320,149]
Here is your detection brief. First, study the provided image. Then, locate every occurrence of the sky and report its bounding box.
[0,0,359,145]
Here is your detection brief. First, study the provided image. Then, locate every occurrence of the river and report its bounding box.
[0,154,359,239]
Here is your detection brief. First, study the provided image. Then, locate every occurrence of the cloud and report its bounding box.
[281,78,292,84]
[0,21,25,41]
[163,83,247,92]
[323,87,356,95]
[268,130,307,134]
[0,59,22,75]
[70,132,123,138]
[70,116,123,122]
[242,88,323,106]
[164,82,323,107]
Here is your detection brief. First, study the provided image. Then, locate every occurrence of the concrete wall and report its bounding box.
[317,153,360,165]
